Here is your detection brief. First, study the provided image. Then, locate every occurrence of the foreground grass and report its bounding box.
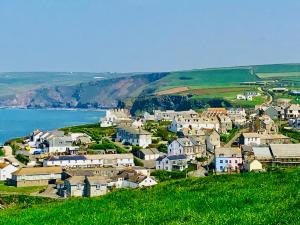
[0,181,46,194]
[0,169,299,225]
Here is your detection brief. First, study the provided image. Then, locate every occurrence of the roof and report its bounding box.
[48,155,87,161]
[0,163,9,169]
[13,166,62,176]
[270,144,300,158]
[86,176,109,185]
[166,155,187,160]
[85,153,134,160]
[177,138,193,147]
[66,176,85,185]
[139,148,160,155]
[215,147,242,158]
[156,155,167,162]
[242,133,260,138]
[252,147,272,159]
[117,126,151,135]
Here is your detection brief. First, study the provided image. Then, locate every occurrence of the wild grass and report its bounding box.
[0,169,299,224]
[0,181,46,194]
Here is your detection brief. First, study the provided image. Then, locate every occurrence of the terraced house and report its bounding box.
[116,126,152,148]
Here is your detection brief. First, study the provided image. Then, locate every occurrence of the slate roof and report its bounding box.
[48,155,87,161]
[167,155,187,160]
[270,144,300,158]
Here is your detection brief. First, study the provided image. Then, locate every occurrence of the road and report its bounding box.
[3,145,25,167]
[224,128,248,148]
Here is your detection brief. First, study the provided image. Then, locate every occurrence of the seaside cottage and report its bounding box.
[0,163,18,181]
[214,147,242,173]
[10,167,62,187]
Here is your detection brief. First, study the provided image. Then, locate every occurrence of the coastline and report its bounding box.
[0,106,107,112]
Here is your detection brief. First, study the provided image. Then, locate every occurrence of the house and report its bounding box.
[64,176,86,197]
[0,163,18,181]
[214,147,242,173]
[251,147,273,162]
[228,108,246,117]
[132,148,160,160]
[217,115,233,133]
[85,176,111,197]
[244,160,263,172]
[269,144,300,166]
[236,94,247,100]
[250,115,278,134]
[43,154,134,168]
[241,133,261,146]
[168,137,206,160]
[202,108,227,117]
[116,126,152,148]
[289,118,300,130]
[115,170,157,188]
[146,109,198,121]
[100,109,132,127]
[10,167,62,187]
[70,133,92,145]
[286,104,300,118]
[156,155,188,171]
[169,116,220,133]
[241,132,290,146]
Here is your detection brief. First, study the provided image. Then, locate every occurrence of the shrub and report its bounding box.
[157,144,168,153]
[134,157,144,167]
[16,154,29,164]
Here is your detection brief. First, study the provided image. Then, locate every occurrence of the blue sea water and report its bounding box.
[0,108,105,144]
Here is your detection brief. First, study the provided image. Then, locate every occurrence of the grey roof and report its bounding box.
[156,155,167,162]
[270,144,300,158]
[177,138,193,147]
[140,148,160,155]
[48,155,87,161]
[215,147,242,158]
[252,147,272,159]
[167,155,187,160]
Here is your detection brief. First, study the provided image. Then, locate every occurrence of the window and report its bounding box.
[96,185,100,190]
[225,160,228,163]
[229,160,231,163]
[235,160,238,163]
[220,160,223,163]
[220,166,223,170]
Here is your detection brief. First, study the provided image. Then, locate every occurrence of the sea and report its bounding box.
[0,108,105,144]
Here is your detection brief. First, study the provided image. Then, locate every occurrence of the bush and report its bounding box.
[134,157,144,167]
[157,144,168,153]
[0,148,4,157]
[150,170,187,182]
[16,154,29,164]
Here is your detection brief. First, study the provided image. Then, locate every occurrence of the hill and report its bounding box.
[0,169,299,225]
[1,63,300,109]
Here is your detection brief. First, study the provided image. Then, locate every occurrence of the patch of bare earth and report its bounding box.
[156,86,189,95]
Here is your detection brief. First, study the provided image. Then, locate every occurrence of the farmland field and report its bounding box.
[256,72,300,79]
[0,168,299,225]
[152,68,259,91]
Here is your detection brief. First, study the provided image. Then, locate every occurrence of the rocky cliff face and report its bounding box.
[0,73,168,108]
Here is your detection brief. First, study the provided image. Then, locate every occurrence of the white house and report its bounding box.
[156,155,188,171]
[241,133,261,146]
[132,148,160,160]
[169,117,220,133]
[116,126,152,148]
[244,160,263,172]
[0,163,18,181]
[100,109,131,127]
[43,154,135,168]
[286,104,300,118]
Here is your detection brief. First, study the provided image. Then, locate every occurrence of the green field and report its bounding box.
[256,72,300,79]
[0,181,46,194]
[153,68,259,91]
[0,168,299,224]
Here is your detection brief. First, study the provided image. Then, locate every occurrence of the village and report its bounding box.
[0,101,299,199]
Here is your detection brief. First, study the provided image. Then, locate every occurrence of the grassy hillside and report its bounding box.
[0,72,134,96]
[1,168,299,225]
[152,67,259,91]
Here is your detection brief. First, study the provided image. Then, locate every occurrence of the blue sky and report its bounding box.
[1,0,300,72]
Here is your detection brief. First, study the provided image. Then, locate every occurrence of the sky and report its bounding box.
[1,0,300,72]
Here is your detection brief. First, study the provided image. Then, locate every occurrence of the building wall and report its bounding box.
[0,165,18,181]
[215,157,242,172]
